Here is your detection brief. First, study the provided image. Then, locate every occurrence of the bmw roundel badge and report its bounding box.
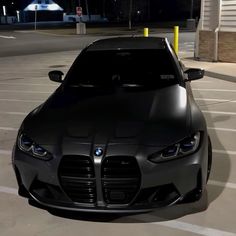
[94,147,103,157]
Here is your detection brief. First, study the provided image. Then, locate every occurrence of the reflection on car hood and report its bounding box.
[23,85,191,147]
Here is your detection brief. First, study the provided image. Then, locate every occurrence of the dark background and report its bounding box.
[1,0,201,22]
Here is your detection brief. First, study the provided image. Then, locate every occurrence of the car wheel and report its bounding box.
[207,136,212,182]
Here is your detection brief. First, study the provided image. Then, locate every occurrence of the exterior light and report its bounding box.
[3,6,7,16]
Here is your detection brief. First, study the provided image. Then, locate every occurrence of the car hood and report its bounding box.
[22,85,191,147]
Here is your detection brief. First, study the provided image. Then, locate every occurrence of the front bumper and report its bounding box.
[12,133,208,213]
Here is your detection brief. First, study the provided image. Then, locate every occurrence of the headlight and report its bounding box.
[148,132,200,163]
[18,134,52,160]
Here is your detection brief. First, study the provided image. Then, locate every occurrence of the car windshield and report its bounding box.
[66,49,179,88]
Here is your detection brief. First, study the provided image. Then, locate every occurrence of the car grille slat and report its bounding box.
[102,156,141,204]
[59,155,96,204]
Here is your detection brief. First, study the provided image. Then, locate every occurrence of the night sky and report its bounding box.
[2,0,201,22]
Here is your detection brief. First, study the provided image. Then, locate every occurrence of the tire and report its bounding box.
[207,136,212,182]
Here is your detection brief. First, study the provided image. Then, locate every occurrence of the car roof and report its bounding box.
[87,37,168,51]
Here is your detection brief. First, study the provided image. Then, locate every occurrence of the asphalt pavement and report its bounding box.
[0,28,195,57]
[0,29,236,236]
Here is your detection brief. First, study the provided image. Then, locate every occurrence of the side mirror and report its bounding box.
[185,68,204,81]
[48,70,64,83]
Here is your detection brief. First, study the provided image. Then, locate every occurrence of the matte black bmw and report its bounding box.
[12,37,212,213]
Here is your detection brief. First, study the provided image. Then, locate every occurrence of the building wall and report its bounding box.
[218,31,236,62]
[198,30,215,61]
[221,0,236,32]
[197,0,236,62]
[198,30,236,62]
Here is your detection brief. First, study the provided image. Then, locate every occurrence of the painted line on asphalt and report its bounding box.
[0,111,27,115]
[208,180,236,190]
[0,127,18,131]
[0,90,52,94]
[213,149,236,155]
[130,214,236,236]
[202,110,236,115]
[34,30,79,37]
[0,186,18,195]
[195,98,236,103]
[0,150,12,155]
[0,35,16,39]
[193,89,236,92]
[0,98,44,103]
[0,83,58,87]
[14,30,32,33]
[183,42,194,44]
[208,127,236,132]
[192,81,212,83]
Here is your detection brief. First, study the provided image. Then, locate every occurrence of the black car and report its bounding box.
[12,37,212,213]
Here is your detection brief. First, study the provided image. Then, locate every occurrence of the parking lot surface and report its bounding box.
[0,51,236,236]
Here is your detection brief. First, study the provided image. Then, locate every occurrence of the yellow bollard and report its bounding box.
[144,28,149,37]
[174,26,179,55]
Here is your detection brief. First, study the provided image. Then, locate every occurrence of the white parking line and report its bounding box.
[202,110,236,116]
[192,81,212,83]
[213,149,236,155]
[0,186,17,195]
[208,180,236,190]
[208,127,236,132]
[0,90,52,94]
[0,127,18,131]
[193,89,236,92]
[0,150,12,155]
[195,98,236,103]
[130,214,236,236]
[0,83,58,87]
[0,98,44,103]
[183,42,194,45]
[0,35,16,39]
[0,111,27,115]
